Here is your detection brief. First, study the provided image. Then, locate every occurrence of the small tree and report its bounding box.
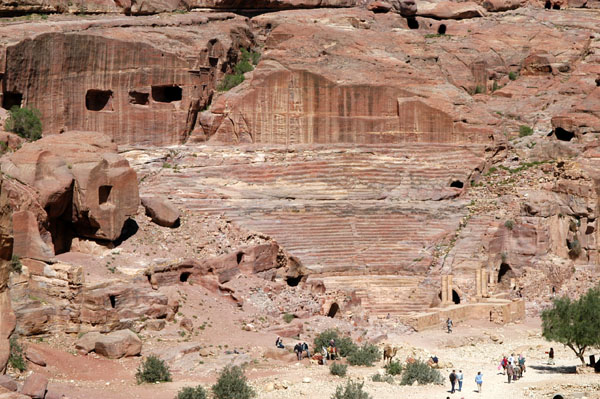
[542,286,600,364]
[212,365,255,399]
[331,380,371,399]
[5,106,42,141]
[135,355,171,384]
[177,386,207,399]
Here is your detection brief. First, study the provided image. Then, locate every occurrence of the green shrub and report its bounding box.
[400,360,443,386]
[504,220,514,230]
[135,355,171,384]
[283,313,295,323]
[330,362,348,377]
[371,373,394,383]
[474,85,484,94]
[314,329,357,358]
[218,74,245,92]
[8,336,26,372]
[519,125,534,137]
[10,255,22,273]
[331,380,371,399]
[212,365,255,399]
[5,106,42,141]
[347,343,380,366]
[234,60,253,75]
[177,386,207,399]
[241,48,261,66]
[384,360,403,376]
[508,71,518,81]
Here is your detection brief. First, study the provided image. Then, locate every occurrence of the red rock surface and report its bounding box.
[20,373,48,399]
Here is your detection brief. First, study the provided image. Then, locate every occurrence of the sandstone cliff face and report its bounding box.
[0,14,254,145]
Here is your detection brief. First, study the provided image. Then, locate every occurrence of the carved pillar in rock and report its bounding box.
[476,269,482,297]
[441,275,448,303]
[482,269,488,297]
[447,274,453,303]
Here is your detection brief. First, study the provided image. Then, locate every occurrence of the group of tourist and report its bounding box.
[275,337,338,365]
[447,370,483,394]
[499,353,526,383]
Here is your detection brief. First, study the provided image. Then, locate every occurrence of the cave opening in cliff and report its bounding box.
[452,290,460,304]
[407,17,419,30]
[98,185,112,205]
[498,263,513,283]
[109,295,116,308]
[236,252,244,265]
[596,77,600,87]
[2,91,22,110]
[152,85,182,103]
[180,272,191,283]
[129,91,149,105]
[544,0,551,8]
[85,89,113,111]
[552,3,560,9]
[438,24,447,35]
[327,302,339,318]
[554,127,574,142]
[450,180,464,189]
[286,275,302,287]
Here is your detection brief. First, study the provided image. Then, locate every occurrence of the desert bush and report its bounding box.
[218,74,245,92]
[5,106,42,141]
[508,71,518,80]
[177,386,207,399]
[10,255,22,273]
[371,373,394,383]
[400,360,443,386]
[519,125,534,137]
[331,380,371,399]
[504,220,514,230]
[212,365,256,399]
[474,85,484,94]
[314,329,357,358]
[218,48,261,92]
[135,355,172,384]
[330,362,348,377]
[283,313,295,323]
[568,239,582,258]
[347,343,380,366]
[384,360,403,376]
[8,336,26,372]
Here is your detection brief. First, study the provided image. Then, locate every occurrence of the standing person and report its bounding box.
[294,342,302,360]
[457,370,464,392]
[475,371,483,393]
[321,346,328,365]
[519,354,526,373]
[302,342,310,358]
[507,363,514,384]
[548,347,555,365]
[449,370,457,393]
[508,353,515,367]
[447,318,453,333]
[501,356,508,374]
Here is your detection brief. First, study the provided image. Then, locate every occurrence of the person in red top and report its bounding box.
[501,356,508,375]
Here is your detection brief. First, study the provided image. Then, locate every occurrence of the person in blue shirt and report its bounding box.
[475,371,483,393]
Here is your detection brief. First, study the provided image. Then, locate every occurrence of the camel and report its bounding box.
[383,345,398,364]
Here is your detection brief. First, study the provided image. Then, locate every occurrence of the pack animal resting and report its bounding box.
[383,345,398,364]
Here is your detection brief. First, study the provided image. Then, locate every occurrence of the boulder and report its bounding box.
[481,0,523,11]
[94,329,142,359]
[144,319,165,331]
[25,348,46,367]
[0,386,30,399]
[0,375,17,392]
[20,373,47,399]
[180,318,193,332]
[141,196,180,228]
[75,332,103,353]
[367,1,393,12]
[44,390,68,399]
[416,1,486,19]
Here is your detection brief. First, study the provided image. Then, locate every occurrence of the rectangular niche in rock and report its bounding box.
[2,91,22,110]
[129,91,149,105]
[151,85,182,103]
[86,89,113,111]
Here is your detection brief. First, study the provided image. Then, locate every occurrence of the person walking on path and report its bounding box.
[475,371,483,393]
[446,318,453,333]
[519,354,526,373]
[449,370,457,393]
[457,370,464,392]
[548,347,555,365]
[507,363,514,383]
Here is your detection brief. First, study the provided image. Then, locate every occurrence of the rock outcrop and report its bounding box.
[141,196,181,228]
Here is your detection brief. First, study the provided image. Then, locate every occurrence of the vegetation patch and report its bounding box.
[400,360,443,386]
[5,106,42,141]
[347,343,380,366]
[330,362,348,377]
[135,355,172,384]
[384,360,403,376]
[177,386,207,399]
[331,380,372,399]
[218,48,261,92]
[314,329,357,358]
[8,336,26,372]
[519,125,534,137]
[212,365,256,399]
